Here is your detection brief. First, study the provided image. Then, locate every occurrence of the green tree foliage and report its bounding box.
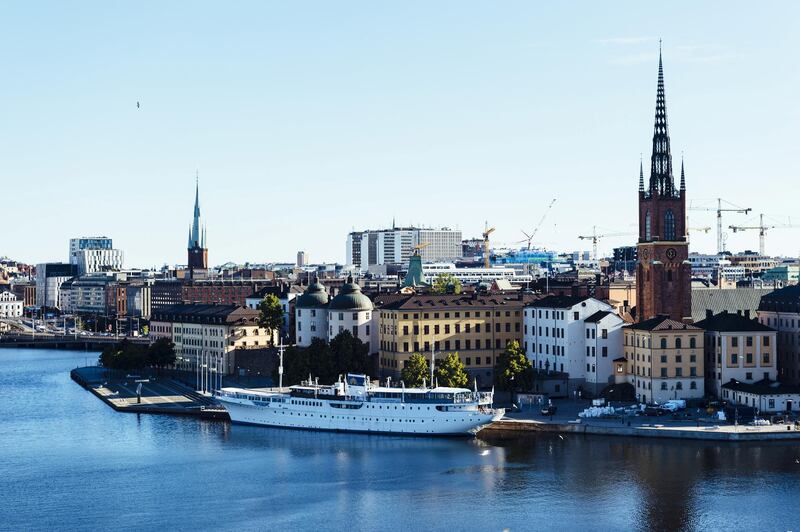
[273,331,373,386]
[401,353,430,388]
[435,352,469,388]
[258,294,284,339]
[98,339,148,372]
[494,340,532,391]
[147,337,176,370]
[431,273,462,295]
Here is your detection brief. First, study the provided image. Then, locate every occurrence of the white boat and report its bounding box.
[215,374,504,436]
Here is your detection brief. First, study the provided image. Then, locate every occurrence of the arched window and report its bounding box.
[660,338,667,349]
[675,337,682,349]
[676,382,683,390]
[664,209,676,240]
[645,211,652,240]
[689,337,696,349]
[690,381,697,389]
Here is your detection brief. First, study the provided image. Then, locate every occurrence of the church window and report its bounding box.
[664,209,676,240]
[645,211,652,240]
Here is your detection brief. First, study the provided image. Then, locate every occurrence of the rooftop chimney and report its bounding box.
[705,309,713,319]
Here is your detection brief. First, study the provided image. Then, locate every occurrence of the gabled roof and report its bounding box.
[585,310,614,323]
[695,311,774,333]
[151,303,260,325]
[526,295,591,309]
[624,315,701,332]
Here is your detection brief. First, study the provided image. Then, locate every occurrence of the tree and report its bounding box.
[435,352,469,388]
[98,339,148,372]
[148,337,176,371]
[431,273,462,295]
[401,353,430,388]
[330,330,370,377]
[258,294,284,342]
[494,340,532,393]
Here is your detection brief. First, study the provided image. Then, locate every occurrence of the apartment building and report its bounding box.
[757,285,800,384]
[695,310,776,397]
[150,304,274,383]
[523,296,624,394]
[346,226,462,271]
[375,293,536,386]
[622,316,704,403]
[0,290,23,318]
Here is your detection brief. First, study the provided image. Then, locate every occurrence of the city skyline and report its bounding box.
[3,2,799,266]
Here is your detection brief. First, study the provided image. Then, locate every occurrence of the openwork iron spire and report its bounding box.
[680,154,686,191]
[648,45,676,198]
[189,172,205,248]
[639,154,644,192]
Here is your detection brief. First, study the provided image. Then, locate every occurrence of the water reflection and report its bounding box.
[2,349,800,531]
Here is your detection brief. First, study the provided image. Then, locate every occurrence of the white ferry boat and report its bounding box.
[215,374,504,436]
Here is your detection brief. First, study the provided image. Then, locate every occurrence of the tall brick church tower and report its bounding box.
[636,49,691,322]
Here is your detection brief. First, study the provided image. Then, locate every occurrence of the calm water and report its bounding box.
[2,348,800,531]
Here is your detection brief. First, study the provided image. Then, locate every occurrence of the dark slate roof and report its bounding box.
[758,285,800,313]
[721,378,800,396]
[526,295,590,309]
[376,293,538,311]
[624,315,701,332]
[585,310,614,323]
[691,287,775,322]
[151,304,260,325]
[694,311,774,333]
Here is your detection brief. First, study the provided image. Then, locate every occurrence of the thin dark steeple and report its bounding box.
[649,41,676,198]
[639,154,644,192]
[680,153,686,191]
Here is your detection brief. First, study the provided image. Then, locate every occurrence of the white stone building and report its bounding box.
[35,263,78,309]
[523,296,620,393]
[0,290,23,318]
[294,281,330,347]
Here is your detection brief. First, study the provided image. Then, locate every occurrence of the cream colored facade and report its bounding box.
[703,330,775,397]
[377,294,533,386]
[623,319,704,403]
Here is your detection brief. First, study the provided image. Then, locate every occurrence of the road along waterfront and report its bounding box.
[3,347,800,531]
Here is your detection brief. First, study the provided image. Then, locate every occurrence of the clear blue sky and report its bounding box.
[3,2,798,267]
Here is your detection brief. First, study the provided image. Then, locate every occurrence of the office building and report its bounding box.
[69,237,123,275]
[346,226,462,272]
[757,286,800,384]
[35,263,78,309]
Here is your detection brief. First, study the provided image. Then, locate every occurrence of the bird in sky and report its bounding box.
[136,101,140,109]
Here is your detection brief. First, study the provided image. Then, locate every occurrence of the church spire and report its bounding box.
[680,153,686,191]
[649,42,675,198]
[639,154,644,192]
[189,172,204,249]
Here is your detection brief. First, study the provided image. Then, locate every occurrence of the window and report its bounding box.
[573,312,579,320]
[689,337,696,349]
[675,381,683,390]
[746,353,753,364]
[602,329,608,339]
[764,336,770,347]
[664,209,675,240]
[675,338,682,349]
[403,325,409,335]
[675,368,682,377]
[746,336,753,347]
[690,381,697,390]
[602,347,608,357]
[746,372,753,380]
[645,211,652,240]
[661,368,667,377]
[444,324,450,334]
[424,325,429,335]
[660,338,667,349]
[763,353,770,364]
[661,382,667,390]
[690,367,697,376]
[466,357,472,366]
[731,353,738,365]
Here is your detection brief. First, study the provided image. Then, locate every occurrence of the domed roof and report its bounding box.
[296,281,329,308]
[329,277,373,311]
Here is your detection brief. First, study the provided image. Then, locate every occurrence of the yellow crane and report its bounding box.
[482,222,495,269]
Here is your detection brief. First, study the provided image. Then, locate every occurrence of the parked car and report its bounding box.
[541,405,558,416]
[644,406,666,416]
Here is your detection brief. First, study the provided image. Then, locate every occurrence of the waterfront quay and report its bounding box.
[71,366,228,420]
[483,398,800,441]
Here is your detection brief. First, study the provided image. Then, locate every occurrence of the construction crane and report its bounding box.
[482,222,495,269]
[518,198,557,250]
[689,198,751,254]
[578,226,636,262]
[729,214,796,256]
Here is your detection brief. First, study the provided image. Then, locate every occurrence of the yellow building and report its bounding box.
[375,293,536,386]
[622,316,704,403]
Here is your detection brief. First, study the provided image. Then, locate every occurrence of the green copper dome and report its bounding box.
[296,281,330,308]
[329,277,373,311]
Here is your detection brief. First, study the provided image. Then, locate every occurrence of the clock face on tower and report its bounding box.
[666,247,677,260]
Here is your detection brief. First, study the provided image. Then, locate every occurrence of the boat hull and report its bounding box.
[219,398,500,436]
